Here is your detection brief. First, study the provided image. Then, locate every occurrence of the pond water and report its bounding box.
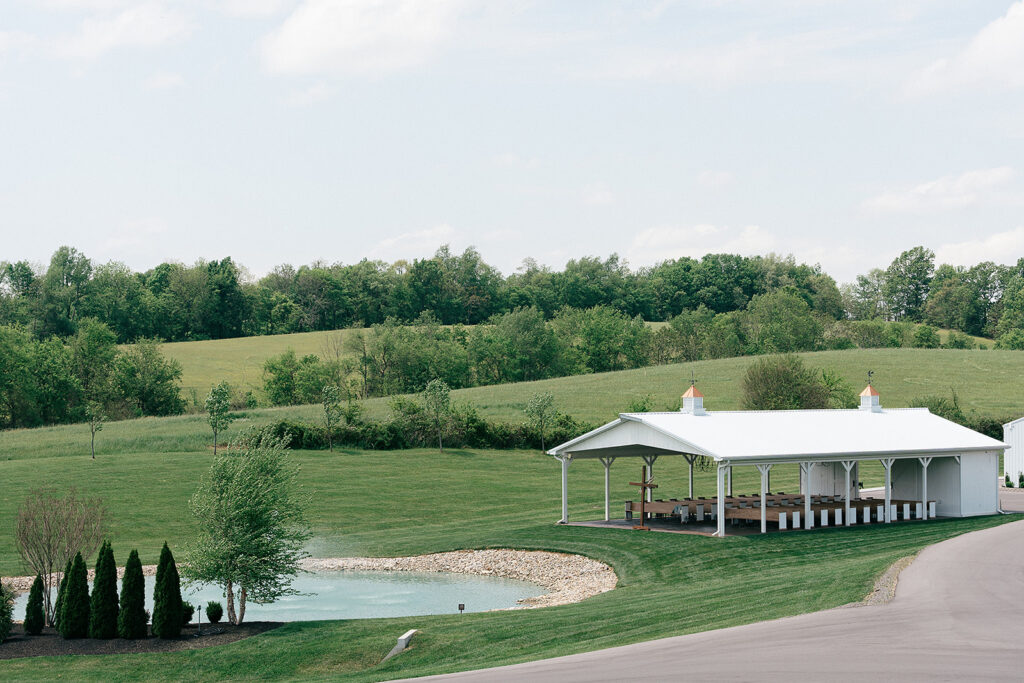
[13,571,545,622]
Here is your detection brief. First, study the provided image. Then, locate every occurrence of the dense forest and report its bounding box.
[4,243,1024,429]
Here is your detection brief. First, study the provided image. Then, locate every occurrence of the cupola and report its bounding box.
[681,384,706,416]
[859,384,881,412]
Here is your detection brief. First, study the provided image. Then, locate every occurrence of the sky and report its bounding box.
[2,0,1024,284]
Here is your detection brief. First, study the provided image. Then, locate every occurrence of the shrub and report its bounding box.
[943,330,974,349]
[205,601,223,624]
[24,575,45,635]
[741,355,830,410]
[89,540,119,639]
[59,552,90,639]
[152,543,182,639]
[181,601,195,626]
[913,324,941,348]
[0,582,13,643]
[52,558,73,630]
[1006,474,1014,488]
[118,549,147,639]
[1019,472,1024,489]
[995,329,1024,350]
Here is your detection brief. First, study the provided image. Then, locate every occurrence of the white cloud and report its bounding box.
[58,3,192,59]
[492,152,541,170]
[144,71,184,90]
[219,0,292,17]
[909,1,1024,95]
[628,224,776,265]
[286,81,331,106]
[862,167,1015,213]
[581,183,615,206]
[0,30,37,57]
[369,224,457,260]
[934,227,1024,267]
[697,170,734,190]
[261,0,469,76]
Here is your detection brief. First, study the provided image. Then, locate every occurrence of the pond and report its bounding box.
[13,571,545,622]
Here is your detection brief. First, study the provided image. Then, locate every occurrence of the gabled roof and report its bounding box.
[549,408,1007,463]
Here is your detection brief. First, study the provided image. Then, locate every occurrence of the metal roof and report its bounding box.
[549,408,1008,463]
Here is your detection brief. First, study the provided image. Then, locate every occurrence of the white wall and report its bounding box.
[804,461,858,498]
[960,451,999,516]
[1005,420,1024,486]
[927,457,961,517]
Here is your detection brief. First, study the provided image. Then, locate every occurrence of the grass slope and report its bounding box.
[0,347,1019,679]
[160,325,993,399]
[0,444,1012,681]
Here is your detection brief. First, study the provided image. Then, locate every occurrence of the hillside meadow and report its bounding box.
[1,347,1020,679]
[160,324,990,398]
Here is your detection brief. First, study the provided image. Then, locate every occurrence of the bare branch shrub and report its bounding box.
[14,488,108,625]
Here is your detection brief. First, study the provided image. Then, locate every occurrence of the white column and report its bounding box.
[643,455,657,502]
[841,461,856,527]
[800,462,814,529]
[685,455,695,499]
[881,458,894,523]
[918,456,932,520]
[716,463,726,537]
[727,466,733,497]
[601,457,614,522]
[560,456,570,524]
[757,464,772,534]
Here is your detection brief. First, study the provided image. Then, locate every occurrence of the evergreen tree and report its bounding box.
[52,557,73,629]
[58,552,90,639]
[89,541,119,638]
[152,543,182,639]
[118,549,147,639]
[24,574,45,635]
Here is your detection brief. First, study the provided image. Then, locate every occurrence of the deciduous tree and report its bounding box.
[205,381,235,455]
[183,432,310,625]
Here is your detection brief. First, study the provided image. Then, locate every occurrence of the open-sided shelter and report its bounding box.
[548,385,1005,536]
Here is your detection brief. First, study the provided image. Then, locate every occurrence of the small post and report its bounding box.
[458,603,465,614]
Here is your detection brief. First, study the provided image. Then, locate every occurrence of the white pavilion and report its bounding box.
[548,383,1005,536]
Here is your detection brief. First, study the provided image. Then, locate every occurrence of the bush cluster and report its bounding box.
[0,582,13,643]
[252,403,592,453]
[206,601,223,624]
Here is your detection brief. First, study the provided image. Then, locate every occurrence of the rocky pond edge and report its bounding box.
[4,549,618,610]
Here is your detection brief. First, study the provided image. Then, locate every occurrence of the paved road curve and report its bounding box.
[410,513,1024,682]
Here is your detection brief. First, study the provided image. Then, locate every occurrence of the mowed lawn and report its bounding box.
[0,430,1015,680]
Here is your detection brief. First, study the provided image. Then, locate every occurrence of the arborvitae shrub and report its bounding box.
[206,601,223,624]
[24,575,45,635]
[181,601,195,626]
[52,558,73,629]
[152,543,182,639]
[89,541,119,639]
[118,549,147,639]
[59,552,90,639]
[0,582,13,643]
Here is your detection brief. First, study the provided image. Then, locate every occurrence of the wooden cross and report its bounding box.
[629,465,658,530]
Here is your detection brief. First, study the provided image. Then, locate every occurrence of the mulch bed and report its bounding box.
[0,622,283,660]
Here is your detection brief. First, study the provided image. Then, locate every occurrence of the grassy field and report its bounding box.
[0,346,1019,680]
[0,437,1013,681]
[160,325,994,399]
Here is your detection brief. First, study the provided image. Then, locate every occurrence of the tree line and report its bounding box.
[0,246,841,343]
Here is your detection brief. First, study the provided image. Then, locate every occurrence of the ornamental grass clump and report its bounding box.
[152,543,182,639]
[24,575,45,635]
[59,552,90,639]
[118,549,147,639]
[89,541,119,639]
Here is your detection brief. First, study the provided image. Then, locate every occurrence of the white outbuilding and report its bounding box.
[549,384,1006,537]
[1004,416,1024,487]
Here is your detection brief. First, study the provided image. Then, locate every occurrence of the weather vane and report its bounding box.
[867,370,874,386]
[690,368,697,387]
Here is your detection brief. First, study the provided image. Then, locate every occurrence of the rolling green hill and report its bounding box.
[159,325,993,399]
[0,346,1018,680]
